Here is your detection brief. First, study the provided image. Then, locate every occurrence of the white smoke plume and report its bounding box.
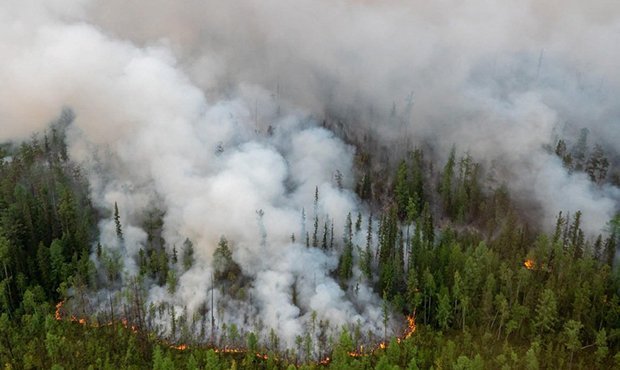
[0,0,390,350]
[1,0,619,350]
[83,0,620,232]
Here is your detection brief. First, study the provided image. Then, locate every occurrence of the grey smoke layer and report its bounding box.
[1,0,619,348]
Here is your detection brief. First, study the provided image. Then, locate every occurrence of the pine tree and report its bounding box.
[312,187,319,248]
[524,341,540,370]
[182,238,194,271]
[410,148,425,215]
[330,221,335,249]
[555,139,567,158]
[114,202,123,242]
[362,214,373,280]
[213,236,240,282]
[440,147,456,216]
[422,268,436,325]
[382,290,390,342]
[395,160,409,219]
[572,128,589,171]
[378,208,398,296]
[171,245,178,264]
[421,202,434,247]
[594,328,609,366]
[166,269,178,295]
[585,144,609,184]
[436,286,451,330]
[533,288,558,335]
[562,320,582,368]
[321,220,329,250]
[338,213,354,286]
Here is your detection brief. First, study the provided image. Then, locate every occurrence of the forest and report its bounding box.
[2,1,620,369]
[0,117,618,369]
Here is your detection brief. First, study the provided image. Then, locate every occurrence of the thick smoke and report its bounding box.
[84,0,620,232]
[1,0,619,349]
[0,0,389,349]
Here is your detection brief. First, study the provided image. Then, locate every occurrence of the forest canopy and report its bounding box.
[0,118,618,369]
[1,1,620,369]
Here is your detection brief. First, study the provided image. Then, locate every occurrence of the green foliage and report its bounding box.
[361,214,373,280]
[182,238,194,271]
[152,345,175,370]
[114,202,123,242]
[555,130,614,189]
[436,287,451,330]
[394,161,410,219]
[1,131,619,370]
[440,147,456,216]
[338,213,354,286]
[533,289,558,335]
[562,320,582,366]
[595,329,608,365]
[212,236,241,283]
[166,269,178,295]
[0,117,98,311]
[100,247,123,285]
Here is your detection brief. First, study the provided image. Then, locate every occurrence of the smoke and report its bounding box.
[1,0,619,349]
[83,0,620,231]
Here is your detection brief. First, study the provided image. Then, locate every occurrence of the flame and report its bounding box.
[404,315,416,339]
[53,301,418,365]
[55,300,139,332]
[214,347,245,354]
[120,318,139,333]
[346,344,365,358]
[55,300,64,320]
[524,259,535,270]
[55,301,87,325]
[339,315,415,362]
[212,346,270,360]
[70,315,86,325]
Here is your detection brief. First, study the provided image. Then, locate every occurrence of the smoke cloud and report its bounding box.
[80,0,620,230]
[1,0,619,349]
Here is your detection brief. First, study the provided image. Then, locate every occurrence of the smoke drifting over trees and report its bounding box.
[0,0,619,356]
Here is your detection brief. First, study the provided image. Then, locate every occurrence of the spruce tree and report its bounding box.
[114,202,123,242]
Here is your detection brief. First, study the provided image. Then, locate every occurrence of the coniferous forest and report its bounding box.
[2,2,620,370]
[1,116,619,369]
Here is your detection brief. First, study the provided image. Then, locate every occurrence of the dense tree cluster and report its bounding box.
[0,112,97,314]
[554,128,617,186]
[1,124,619,369]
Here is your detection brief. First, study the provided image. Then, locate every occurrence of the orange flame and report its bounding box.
[55,300,140,332]
[404,315,416,339]
[54,301,418,365]
[213,347,245,355]
[55,300,64,320]
[524,259,535,270]
[346,344,365,358]
[339,315,416,362]
[120,318,139,333]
